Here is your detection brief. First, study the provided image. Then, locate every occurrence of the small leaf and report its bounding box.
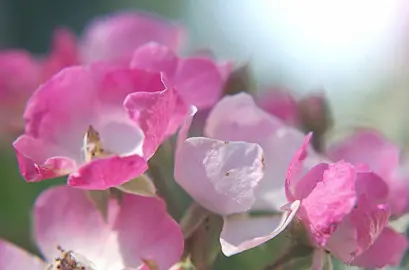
[180,203,212,239]
[186,213,223,270]
[142,258,159,270]
[170,256,197,270]
[322,252,333,270]
[222,63,255,96]
[116,174,156,197]
[85,190,110,221]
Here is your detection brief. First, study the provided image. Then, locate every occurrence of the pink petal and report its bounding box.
[349,197,390,255]
[257,87,299,125]
[285,132,313,201]
[0,240,46,270]
[326,197,390,263]
[174,137,264,216]
[173,57,226,109]
[114,194,184,269]
[205,93,282,142]
[34,186,183,269]
[327,129,399,178]
[0,50,40,137]
[13,135,77,182]
[220,200,300,256]
[124,83,176,159]
[205,93,314,211]
[130,42,178,78]
[300,161,357,246]
[41,27,78,80]
[67,155,148,189]
[355,171,389,203]
[131,42,226,110]
[80,12,185,64]
[351,227,408,268]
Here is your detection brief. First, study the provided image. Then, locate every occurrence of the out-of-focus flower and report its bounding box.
[80,11,185,64]
[257,88,333,151]
[175,94,312,256]
[0,185,184,270]
[0,29,78,140]
[327,129,409,216]
[13,63,178,189]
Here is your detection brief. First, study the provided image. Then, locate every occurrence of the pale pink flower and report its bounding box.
[0,186,183,270]
[327,128,409,215]
[175,93,311,256]
[13,63,178,189]
[80,11,185,64]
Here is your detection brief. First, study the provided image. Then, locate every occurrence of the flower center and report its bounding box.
[47,245,97,270]
[82,125,112,162]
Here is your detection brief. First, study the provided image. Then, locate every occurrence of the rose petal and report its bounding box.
[326,197,390,263]
[130,42,178,78]
[124,84,176,159]
[300,161,357,246]
[0,240,46,270]
[80,12,184,64]
[205,93,314,211]
[220,200,300,256]
[115,194,184,269]
[34,186,183,269]
[257,87,299,125]
[173,57,225,109]
[67,155,148,189]
[42,28,78,80]
[174,137,264,215]
[327,129,399,178]
[351,227,408,268]
[13,135,77,182]
[285,132,314,201]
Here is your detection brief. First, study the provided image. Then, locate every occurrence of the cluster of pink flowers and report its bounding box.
[0,11,408,270]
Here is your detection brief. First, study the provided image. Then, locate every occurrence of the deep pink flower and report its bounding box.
[175,94,309,256]
[0,186,184,269]
[1,12,184,140]
[80,11,185,64]
[327,129,409,215]
[286,133,391,252]
[13,63,178,189]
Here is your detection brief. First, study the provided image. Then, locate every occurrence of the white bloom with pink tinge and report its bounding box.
[0,186,184,270]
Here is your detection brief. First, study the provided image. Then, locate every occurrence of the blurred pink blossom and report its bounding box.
[327,128,409,216]
[0,186,183,269]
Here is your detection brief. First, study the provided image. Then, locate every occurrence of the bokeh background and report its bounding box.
[2,1,409,269]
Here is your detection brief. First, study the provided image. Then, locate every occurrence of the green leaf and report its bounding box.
[85,189,110,221]
[180,203,211,239]
[116,174,156,197]
[186,213,223,270]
